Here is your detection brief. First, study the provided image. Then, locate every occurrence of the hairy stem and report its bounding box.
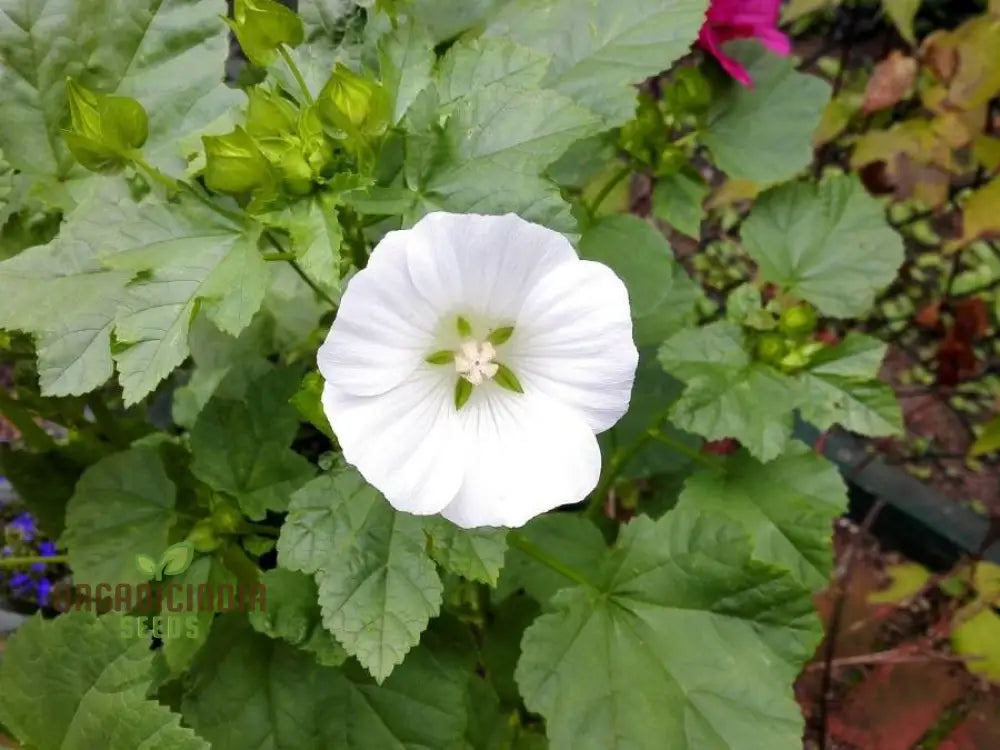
[0,555,68,568]
[507,531,596,589]
[280,45,315,104]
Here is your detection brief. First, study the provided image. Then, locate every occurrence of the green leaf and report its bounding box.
[457,315,473,337]
[0,612,208,750]
[741,175,905,319]
[659,322,796,462]
[379,20,436,124]
[424,518,508,586]
[61,446,178,588]
[249,568,348,666]
[160,555,237,674]
[290,370,335,439]
[135,553,157,576]
[0,182,133,396]
[0,0,242,181]
[971,415,1000,457]
[99,191,268,404]
[190,368,316,520]
[276,471,443,682]
[652,171,708,239]
[796,333,902,436]
[484,0,710,124]
[677,448,848,589]
[579,215,700,346]
[495,515,606,604]
[422,43,600,228]
[601,349,700,480]
[170,313,272,428]
[703,41,831,184]
[882,0,920,45]
[436,39,551,107]
[160,541,195,577]
[286,193,343,293]
[182,614,469,749]
[515,509,821,750]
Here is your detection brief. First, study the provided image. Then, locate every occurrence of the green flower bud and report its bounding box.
[755,333,788,365]
[225,0,304,68]
[654,145,685,176]
[211,502,244,535]
[779,341,825,372]
[202,126,274,195]
[778,305,818,337]
[318,64,391,140]
[298,105,335,176]
[664,68,712,114]
[63,78,148,174]
[246,87,299,138]
[187,519,221,553]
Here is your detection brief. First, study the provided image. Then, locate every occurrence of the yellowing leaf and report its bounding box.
[973,135,1000,171]
[883,0,920,45]
[952,608,1000,683]
[707,177,759,208]
[867,562,930,604]
[948,176,1000,251]
[971,415,1000,457]
[862,51,917,113]
[972,562,1000,602]
[782,0,841,23]
[813,97,854,146]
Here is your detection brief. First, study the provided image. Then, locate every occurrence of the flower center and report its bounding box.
[424,316,524,409]
[454,339,499,386]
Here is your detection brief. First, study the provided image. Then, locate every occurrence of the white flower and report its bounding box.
[317,212,638,528]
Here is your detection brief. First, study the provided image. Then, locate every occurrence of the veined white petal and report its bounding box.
[440,389,601,528]
[317,231,440,397]
[510,260,638,432]
[322,368,464,515]
[405,212,577,321]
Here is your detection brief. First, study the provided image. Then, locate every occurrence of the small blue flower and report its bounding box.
[36,578,53,606]
[9,512,36,542]
[38,540,58,557]
[1,544,11,557]
[9,571,32,593]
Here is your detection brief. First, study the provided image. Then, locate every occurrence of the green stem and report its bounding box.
[264,233,338,310]
[279,45,314,104]
[85,394,128,448]
[0,555,68,568]
[586,164,631,219]
[507,531,595,589]
[587,403,712,522]
[648,430,718,468]
[241,522,280,538]
[133,157,244,224]
[0,389,56,452]
[262,252,297,262]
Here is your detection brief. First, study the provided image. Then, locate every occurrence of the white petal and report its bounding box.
[317,231,440,397]
[322,368,464,515]
[509,260,638,432]
[405,212,578,322]
[440,389,601,528]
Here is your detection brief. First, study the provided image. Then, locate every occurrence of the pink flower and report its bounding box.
[697,0,791,86]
